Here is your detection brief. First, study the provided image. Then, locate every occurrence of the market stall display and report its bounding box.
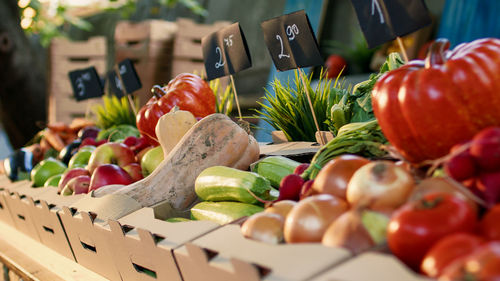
[1,2,500,280]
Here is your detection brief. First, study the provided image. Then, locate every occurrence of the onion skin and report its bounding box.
[321,209,375,254]
[284,194,348,243]
[265,200,297,219]
[312,155,370,200]
[241,212,284,244]
[346,161,414,210]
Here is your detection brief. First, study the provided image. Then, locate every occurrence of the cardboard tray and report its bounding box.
[58,193,222,281]
[58,206,123,281]
[2,181,53,242]
[27,188,86,261]
[174,224,351,281]
[309,252,432,281]
[104,207,220,281]
[0,187,14,226]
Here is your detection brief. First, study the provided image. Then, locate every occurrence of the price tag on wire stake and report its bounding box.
[202,22,252,80]
[261,10,323,72]
[107,70,124,98]
[108,59,142,96]
[68,66,103,101]
[350,0,431,49]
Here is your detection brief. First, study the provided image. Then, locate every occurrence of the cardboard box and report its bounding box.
[58,206,122,281]
[0,175,12,187]
[310,252,432,281]
[0,188,14,226]
[3,191,42,242]
[100,207,220,281]
[174,224,351,281]
[27,188,85,261]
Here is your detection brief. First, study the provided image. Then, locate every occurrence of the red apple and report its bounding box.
[123,162,144,182]
[61,175,91,196]
[88,164,134,192]
[87,142,136,174]
[58,167,90,194]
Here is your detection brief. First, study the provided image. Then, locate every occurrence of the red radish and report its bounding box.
[96,139,107,146]
[299,180,314,200]
[278,174,305,201]
[477,171,500,207]
[80,137,97,148]
[444,147,477,181]
[470,127,500,171]
[294,163,310,175]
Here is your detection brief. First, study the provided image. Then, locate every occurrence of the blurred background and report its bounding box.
[0,0,499,156]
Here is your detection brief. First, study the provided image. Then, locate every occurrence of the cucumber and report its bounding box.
[195,166,275,204]
[250,156,301,188]
[191,201,264,225]
[165,217,191,223]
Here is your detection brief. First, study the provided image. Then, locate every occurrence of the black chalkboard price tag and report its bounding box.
[350,0,431,49]
[107,70,124,98]
[261,10,323,72]
[115,59,142,94]
[68,66,103,101]
[201,22,252,81]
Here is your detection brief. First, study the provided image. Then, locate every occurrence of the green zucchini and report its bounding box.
[195,166,275,204]
[165,217,191,223]
[191,201,264,225]
[250,156,301,188]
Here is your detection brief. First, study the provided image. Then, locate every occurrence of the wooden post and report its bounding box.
[298,68,326,145]
[396,37,409,63]
[114,65,137,116]
[229,75,243,121]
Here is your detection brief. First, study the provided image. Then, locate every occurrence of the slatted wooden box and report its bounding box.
[171,18,231,77]
[114,20,178,106]
[47,37,107,124]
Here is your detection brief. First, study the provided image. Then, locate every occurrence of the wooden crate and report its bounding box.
[47,37,107,124]
[171,18,231,78]
[114,20,177,106]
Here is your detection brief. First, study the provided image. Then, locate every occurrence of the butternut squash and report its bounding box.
[93,113,260,209]
[155,106,197,158]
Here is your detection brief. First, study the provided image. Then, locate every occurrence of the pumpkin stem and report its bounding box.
[424,38,451,68]
[151,85,167,98]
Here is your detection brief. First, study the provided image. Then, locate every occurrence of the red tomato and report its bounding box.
[421,232,485,278]
[372,38,500,163]
[325,54,347,79]
[387,193,478,271]
[136,73,215,145]
[440,242,500,281]
[480,204,500,241]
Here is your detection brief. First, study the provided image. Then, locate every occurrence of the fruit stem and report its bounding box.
[424,38,451,69]
[151,85,166,98]
[420,197,443,209]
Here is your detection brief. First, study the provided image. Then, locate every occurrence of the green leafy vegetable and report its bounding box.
[302,119,388,179]
[255,69,344,142]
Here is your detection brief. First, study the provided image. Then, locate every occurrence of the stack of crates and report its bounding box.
[47,37,106,124]
[114,20,177,106]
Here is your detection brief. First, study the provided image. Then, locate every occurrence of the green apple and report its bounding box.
[30,157,67,187]
[140,146,163,177]
[68,147,95,168]
[44,174,62,188]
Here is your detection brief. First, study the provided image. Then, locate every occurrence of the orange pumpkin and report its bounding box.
[372,38,500,163]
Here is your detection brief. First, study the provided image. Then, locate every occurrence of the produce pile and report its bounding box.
[1,37,500,280]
